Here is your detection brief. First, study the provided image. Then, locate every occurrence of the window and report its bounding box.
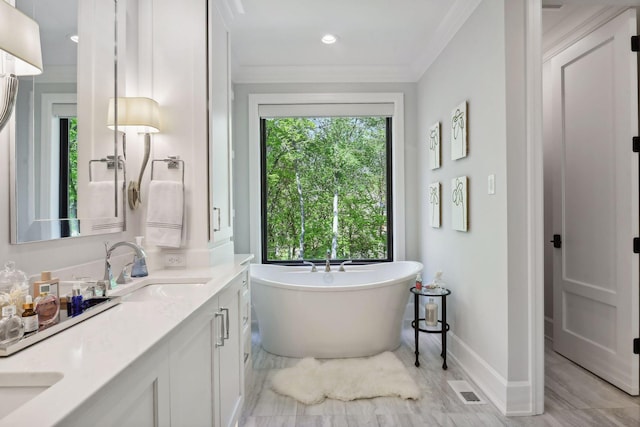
[260,115,392,263]
[58,117,79,237]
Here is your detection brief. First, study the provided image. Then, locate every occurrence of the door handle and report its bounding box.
[213,207,221,232]
[221,307,230,340]
[550,234,561,248]
[215,312,225,347]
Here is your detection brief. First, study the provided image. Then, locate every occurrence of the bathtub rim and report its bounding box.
[250,260,423,292]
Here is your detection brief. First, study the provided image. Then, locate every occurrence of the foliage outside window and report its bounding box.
[261,116,392,263]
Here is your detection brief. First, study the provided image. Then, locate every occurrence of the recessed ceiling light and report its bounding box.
[321,34,337,45]
[69,34,79,43]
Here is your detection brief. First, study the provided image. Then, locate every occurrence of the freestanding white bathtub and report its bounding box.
[250,261,423,358]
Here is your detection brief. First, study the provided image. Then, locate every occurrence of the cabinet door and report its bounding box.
[208,0,233,244]
[215,276,244,427]
[61,343,171,427]
[169,308,215,426]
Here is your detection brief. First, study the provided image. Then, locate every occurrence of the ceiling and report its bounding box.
[223,0,640,84]
[225,0,482,83]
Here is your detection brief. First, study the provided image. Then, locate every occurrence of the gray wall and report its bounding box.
[232,82,420,262]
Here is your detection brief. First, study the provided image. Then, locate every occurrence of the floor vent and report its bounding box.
[448,380,486,405]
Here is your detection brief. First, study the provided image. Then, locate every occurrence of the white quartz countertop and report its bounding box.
[0,254,253,427]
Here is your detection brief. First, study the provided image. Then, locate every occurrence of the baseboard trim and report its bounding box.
[448,333,533,416]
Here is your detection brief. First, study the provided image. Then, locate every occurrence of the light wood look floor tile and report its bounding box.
[240,327,640,427]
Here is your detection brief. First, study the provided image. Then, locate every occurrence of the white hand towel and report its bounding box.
[146,180,184,248]
[85,181,124,234]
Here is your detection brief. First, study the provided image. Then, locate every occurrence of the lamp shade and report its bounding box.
[107,97,161,133]
[0,1,43,76]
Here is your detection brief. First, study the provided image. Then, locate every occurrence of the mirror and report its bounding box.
[9,0,124,243]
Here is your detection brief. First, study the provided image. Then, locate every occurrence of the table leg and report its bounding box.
[442,294,448,370]
[414,292,420,367]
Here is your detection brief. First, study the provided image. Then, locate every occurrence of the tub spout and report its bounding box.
[302,260,317,272]
[325,250,331,272]
[339,260,353,272]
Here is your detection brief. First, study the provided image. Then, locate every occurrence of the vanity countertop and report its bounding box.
[0,254,253,427]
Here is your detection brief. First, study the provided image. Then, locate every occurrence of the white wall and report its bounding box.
[232,82,420,262]
[417,0,535,414]
[0,0,211,279]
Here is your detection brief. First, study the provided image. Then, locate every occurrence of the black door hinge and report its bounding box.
[634,238,640,253]
[634,137,640,152]
[634,338,640,354]
[632,36,640,52]
[550,234,561,249]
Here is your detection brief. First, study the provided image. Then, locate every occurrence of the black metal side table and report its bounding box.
[410,287,451,369]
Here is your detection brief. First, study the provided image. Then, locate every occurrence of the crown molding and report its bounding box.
[542,5,627,62]
[232,64,417,84]
[410,0,482,81]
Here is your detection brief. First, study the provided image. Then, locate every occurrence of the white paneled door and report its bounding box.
[551,9,639,395]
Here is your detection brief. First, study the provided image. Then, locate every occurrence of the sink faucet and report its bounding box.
[325,250,331,272]
[104,241,147,288]
[302,260,317,272]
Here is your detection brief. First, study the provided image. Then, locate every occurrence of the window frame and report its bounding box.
[259,116,394,265]
[248,93,406,264]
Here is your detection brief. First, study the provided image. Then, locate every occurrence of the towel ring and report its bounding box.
[89,155,125,182]
[150,156,185,185]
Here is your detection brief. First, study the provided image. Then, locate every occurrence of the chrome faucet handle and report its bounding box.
[302,260,317,272]
[116,262,134,285]
[339,260,353,272]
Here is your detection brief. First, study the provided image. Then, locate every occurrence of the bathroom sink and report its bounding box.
[125,283,206,302]
[0,371,63,419]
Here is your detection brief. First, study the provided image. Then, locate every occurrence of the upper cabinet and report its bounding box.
[208,1,234,247]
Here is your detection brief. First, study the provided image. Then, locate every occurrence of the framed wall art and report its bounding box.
[451,101,467,160]
[451,176,468,231]
[428,122,440,169]
[429,182,441,228]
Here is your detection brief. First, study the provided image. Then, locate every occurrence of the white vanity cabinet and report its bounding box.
[58,268,248,427]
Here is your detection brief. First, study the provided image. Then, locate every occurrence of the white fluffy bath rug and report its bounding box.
[270,351,420,404]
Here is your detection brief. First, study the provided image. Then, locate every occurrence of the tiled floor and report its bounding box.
[239,327,640,426]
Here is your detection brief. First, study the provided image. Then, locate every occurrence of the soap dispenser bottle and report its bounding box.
[131,236,148,278]
[0,305,25,345]
[425,298,438,327]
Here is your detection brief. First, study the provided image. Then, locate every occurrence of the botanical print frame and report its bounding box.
[429,182,441,228]
[451,176,468,231]
[451,101,467,160]
[428,122,440,169]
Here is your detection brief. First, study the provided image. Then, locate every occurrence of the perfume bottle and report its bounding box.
[34,283,60,330]
[425,298,438,327]
[21,295,38,335]
[0,305,25,346]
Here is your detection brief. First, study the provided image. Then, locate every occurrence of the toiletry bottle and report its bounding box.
[34,283,60,330]
[33,271,59,299]
[425,298,438,327]
[71,284,83,317]
[0,305,25,345]
[415,274,423,291]
[21,295,38,336]
[131,236,149,278]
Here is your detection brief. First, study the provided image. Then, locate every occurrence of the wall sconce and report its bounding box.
[107,97,161,209]
[0,1,43,131]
